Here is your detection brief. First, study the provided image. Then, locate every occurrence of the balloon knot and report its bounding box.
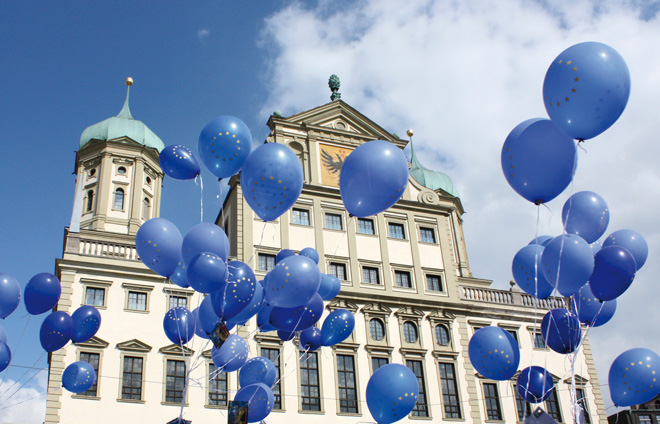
[534,200,544,206]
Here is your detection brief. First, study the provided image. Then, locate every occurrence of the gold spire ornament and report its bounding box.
[125,77,133,86]
[406,129,414,138]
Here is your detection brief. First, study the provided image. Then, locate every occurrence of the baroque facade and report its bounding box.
[46,80,608,423]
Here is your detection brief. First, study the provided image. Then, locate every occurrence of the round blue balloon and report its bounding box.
[182,223,229,264]
[159,144,201,180]
[187,252,227,294]
[299,326,322,351]
[265,255,321,308]
[590,240,602,255]
[192,307,210,339]
[317,274,341,301]
[541,308,581,354]
[501,118,577,204]
[270,293,323,332]
[257,303,276,332]
[229,283,264,326]
[276,249,295,264]
[468,326,520,380]
[239,357,277,388]
[543,42,630,140]
[366,364,419,424]
[602,229,648,271]
[135,218,183,278]
[299,247,319,264]
[211,261,257,321]
[512,244,554,299]
[62,361,96,394]
[198,115,253,179]
[574,285,616,327]
[71,305,101,344]
[277,330,295,342]
[542,234,594,296]
[240,142,304,222]
[562,191,609,243]
[163,307,195,345]
[0,273,21,319]
[40,311,73,352]
[169,262,190,288]
[198,295,221,335]
[340,140,409,218]
[528,235,553,246]
[234,383,275,423]
[0,342,10,372]
[321,309,355,347]
[588,245,636,301]
[24,273,62,315]
[517,366,555,403]
[212,334,249,372]
[609,348,660,407]
[0,323,7,344]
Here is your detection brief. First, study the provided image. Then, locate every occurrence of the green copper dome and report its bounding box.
[409,140,459,198]
[80,82,164,152]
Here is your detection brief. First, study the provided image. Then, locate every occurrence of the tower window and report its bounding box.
[117,166,127,175]
[86,190,94,212]
[114,188,125,210]
[142,197,151,220]
[88,168,96,178]
[146,176,152,186]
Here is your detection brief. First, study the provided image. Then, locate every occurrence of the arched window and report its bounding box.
[369,318,385,341]
[435,324,450,346]
[403,321,418,343]
[86,190,94,212]
[142,197,150,220]
[114,188,125,210]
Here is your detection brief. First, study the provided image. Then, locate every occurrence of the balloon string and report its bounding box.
[199,174,204,222]
[246,221,267,270]
[0,351,46,404]
[0,315,31,393]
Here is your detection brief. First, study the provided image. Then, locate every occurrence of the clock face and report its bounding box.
[320,144,353,188]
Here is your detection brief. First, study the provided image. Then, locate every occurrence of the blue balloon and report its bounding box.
[24,273,61,315]
[0,323,6,344]
[198,115,253,179]
[169,262,190,288]
[340,140,409,218]
[562,191,610,243]
[198,295,221,335]
[299,247,319,264]
[512,244,554,299]
[135,218,182,278]
[0,342,10,372]
[574,285,616,327]
[517,366,555,403]
[265,255,321,308]
[299,326,322,351]
[71,305,101,344]
[159,144,201,180]
[239,357,277,388]
[276,249,295,264]
[187,252,227,294]
[228,283,264,326]
[212,334,249,372]
[234,383,275,423]
[163,307,195,345]
[317,274,341,301]
[257,303,276,332]
[543,42,630,140]
[501,118,577,204]
[590,240,602,255]
[62,361,96,394]
[321,308,355,347]
[542,234,594,296]
[240,142,304,222]
[528,235,553,246]
[182,223,229,264]
[211,261,257,321]
[366,364,419,424]
[468,326,520,380]
[609,348,660,407]
[602,229,648,271]
[588,245,636,301]
[541,308,581,354]
[271,293,323,332]
[0,273,21,319]
[192,307,210,339]
[40,311,73,352]
[277,330,295,342]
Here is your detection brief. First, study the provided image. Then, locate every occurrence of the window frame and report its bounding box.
[357,218,376,235]
[328,262,348,281]
[163,358,187,405]
[291,207,311,226]
[438,361,462,419]
[85,189,95,213]
[425,274,444,293]
[406,359,430,417]
[544,386,562,422]
[258,253,277,272]
[371,356,389,373]
[207,362,229,408]
[575,387,591,424]
[369,318,385,341]
[482,381,503,421]
[362,266,381,285]
[324,212,343,231]
[299,351,323,412]
[113,187,125,211]
[75,351,101,399]
[513,381,532,421]
[336,353,359,414]
[261,347,283,410]
[123,283,153,313]
[419,226,437,244]
[402,321,419,344]
[388,222,406,240]
[142,197,151,221]
[435,324,451,347]
[81,280,111,309]
[120,355,145,402]
[394,269,413,289]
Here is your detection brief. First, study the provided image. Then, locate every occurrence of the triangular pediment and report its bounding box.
[116,339,152,353]
[327,298,359,312]
[362,303,392,315]
[563,374,589,385]
[395,306,425,318]
[159,344,195,356]
[74,336,109,349]
[428,310,456,321]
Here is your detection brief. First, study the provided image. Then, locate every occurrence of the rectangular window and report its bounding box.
[292,208,310,226]
[78,352,100,397]
[357,218,375,235]
[325,213,343,230]
[258,253,276,272]
[362,267,380,285]
[639,416,652,424]
[419,227,436,243]
[505,329,519,344]
[533,331,546,349]
[576,388,590,424]
[208,363,228,406]
[336,354,358,413]
[394,271,412,288]
[544,388,562,422]
[372,357,389,372]
[166,360,186,403]
[406,360,429,417]
[515,387,532,420]
[127,291,147,311]
[328,263,347,281]
[300,352,321,411]
[121,356,143,400]
[483,383,502,421]
[388,223,405,239]
[169,295,187,309]
[426,275,443,292]
[85,287,105,307]
[438,362,461,419]
[261,348,282,409]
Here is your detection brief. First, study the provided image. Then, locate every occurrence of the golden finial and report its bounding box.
[406,129,414,138]
[125,77,133,86]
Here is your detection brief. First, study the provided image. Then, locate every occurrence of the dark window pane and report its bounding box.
[438,362,461,418]
[483,383,502,420]
[534,332,546,349]
[576,388,590,424]
[420,227,436,243]
[78,352,100,397]
[337,355,358,413]
[515,387,532,420]
[208,363,228,406]
[388,223,405,239]
[328,263,347,280]
[292,208,310,226]
[369,319,385,341]
[363,267,380,285]
[372,357,389,371]
[426,275,443,292]
[406,360,428,417]
[403,321,418,343]
[121,356,143,400]
[258,254,276,272]
[300,352,321,411]
[114,188,125,210]
[357,218,375,235]
[262,348,282,409]
[435,324,450,346]
[545,388,562,422]
[325,213,343,230]
[166,360,186,403]
[395,271,412,288]
[169,296,187,309]
[85,287,105,306]
[128,292,147,311]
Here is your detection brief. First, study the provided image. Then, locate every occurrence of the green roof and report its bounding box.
[409,140,459,198]
[80,84,164,152]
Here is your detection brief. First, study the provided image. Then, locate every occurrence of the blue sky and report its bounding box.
[2,0,660,421]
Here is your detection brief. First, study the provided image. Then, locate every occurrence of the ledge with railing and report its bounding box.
[460,284,566,310]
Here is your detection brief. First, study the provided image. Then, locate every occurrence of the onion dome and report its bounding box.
[409,138,459,198]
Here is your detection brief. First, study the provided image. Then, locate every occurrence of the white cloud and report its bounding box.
[0,370,47,424]
[260,0,660,414]
[198,28,211,41]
